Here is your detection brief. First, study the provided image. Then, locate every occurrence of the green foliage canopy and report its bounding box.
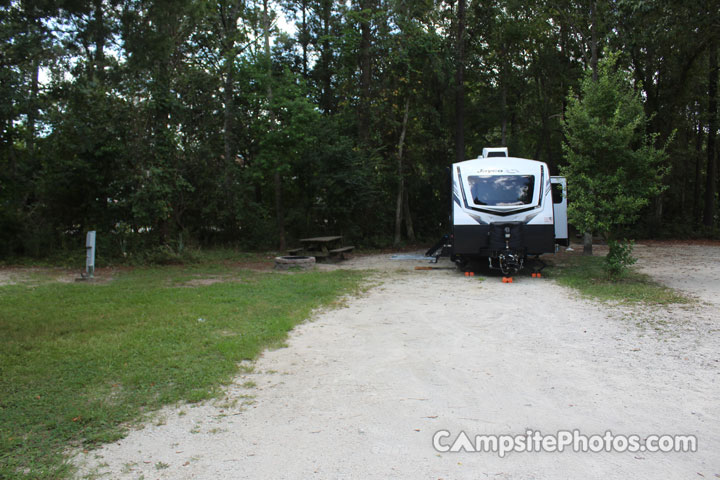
[561,51,671,240]
[0,0,717,258]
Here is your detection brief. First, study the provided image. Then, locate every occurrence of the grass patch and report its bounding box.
[0,247,271,269]
[547,254,690,304]
[0,264,364,479]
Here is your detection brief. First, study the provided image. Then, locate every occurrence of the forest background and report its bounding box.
[1,0,718,260]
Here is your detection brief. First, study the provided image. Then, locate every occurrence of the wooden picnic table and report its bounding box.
[289,236,354,261]
[300,235,343,243]
[299,236,343,257]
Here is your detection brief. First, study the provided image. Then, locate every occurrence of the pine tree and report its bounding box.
[561,51,671,276]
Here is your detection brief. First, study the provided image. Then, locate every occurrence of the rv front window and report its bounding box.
[468,175,535,206]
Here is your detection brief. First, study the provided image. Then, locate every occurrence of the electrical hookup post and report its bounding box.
[83,231,96,280]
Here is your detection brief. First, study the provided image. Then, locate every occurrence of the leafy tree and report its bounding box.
[1,0,717,260]
[561,51,671,276]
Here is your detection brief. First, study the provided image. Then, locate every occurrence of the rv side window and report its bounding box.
[468,175,535,206]
[486,152,506,157]
[552,183,564,204]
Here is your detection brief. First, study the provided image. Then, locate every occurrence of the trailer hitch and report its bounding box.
[488,249,525,275]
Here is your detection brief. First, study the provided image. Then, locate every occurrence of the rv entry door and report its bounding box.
[550,177,569,246]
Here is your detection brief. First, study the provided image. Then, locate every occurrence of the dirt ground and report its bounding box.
[0,266,123,286]
[633,242,720,307]
[64,244,720,479]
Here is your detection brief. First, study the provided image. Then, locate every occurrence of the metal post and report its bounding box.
[86,231,96,278]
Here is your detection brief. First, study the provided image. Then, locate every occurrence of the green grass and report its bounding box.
[0,265,364,479]
[547,254,690,304]
[1,248,275,269]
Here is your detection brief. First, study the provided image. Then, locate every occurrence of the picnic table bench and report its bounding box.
[328,245,355,260]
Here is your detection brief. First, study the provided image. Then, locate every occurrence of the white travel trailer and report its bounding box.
[428,148,568,276]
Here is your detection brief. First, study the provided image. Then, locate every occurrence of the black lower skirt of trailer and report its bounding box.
[452,224,556,256]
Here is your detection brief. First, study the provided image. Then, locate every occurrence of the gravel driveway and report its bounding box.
[75,245,720,479]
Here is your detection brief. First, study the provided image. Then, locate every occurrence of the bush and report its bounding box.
[604,239,637,278]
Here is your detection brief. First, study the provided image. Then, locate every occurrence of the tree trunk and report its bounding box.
[93,0,105,82]
[694,115,704,223]
[590,0,598,82]
[223,62,235,166]
[403,188,415,242]
[6,119,16,177]
[394,98,410,246]
[358,0,372,145]
[221,1,240,169]
[274,170,285,250]
[221,2,242,231]
[679,127,689,213]
[301,0,309,77]
[150,11,177,245]
[500,64,507,147]
[584,0,599,253]
[393,183,404,247]
[560,22,568,122]
[583,232,593,256]
[454,0,466,163]
[27,58,39,157]
[703,41,718,227]
[654,194,663,225]
[319,0,333,114]
[264,0,286,250]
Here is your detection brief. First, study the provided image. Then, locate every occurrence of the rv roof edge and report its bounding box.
[480,147,509,158]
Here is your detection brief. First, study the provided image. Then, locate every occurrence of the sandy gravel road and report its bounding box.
[74,247,720,479]
[633,242,720,307]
